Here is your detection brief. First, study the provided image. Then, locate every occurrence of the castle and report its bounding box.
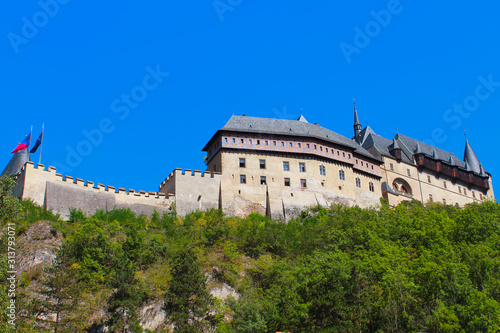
[9,106,495,220]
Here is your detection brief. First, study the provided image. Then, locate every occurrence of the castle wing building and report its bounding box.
[354,110,493,206]
[158,108,494,219]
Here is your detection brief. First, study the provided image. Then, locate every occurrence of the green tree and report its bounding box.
[37,253,80,332]
[107,255,142,333]
[0,176,21,226]
[164,248,213,332]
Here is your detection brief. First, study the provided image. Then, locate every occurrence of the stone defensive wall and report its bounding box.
[159,168,222,216]
[13,162,174,220]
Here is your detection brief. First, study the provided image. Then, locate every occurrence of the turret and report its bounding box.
[353,101,362,139]
[464,138,482,174]
[389,135,402,160]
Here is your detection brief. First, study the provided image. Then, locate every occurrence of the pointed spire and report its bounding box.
[1,149,29,177]
[297,114,308,123]
[353,99,362,139]
[464,138,481,173]
[391,137,400,150]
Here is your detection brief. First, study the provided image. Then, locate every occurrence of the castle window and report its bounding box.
[232,138,236,143]
[260,176,266,185]
[443,198,446,204]
[265,140,268,145]
[298,143,301,148]
[314,145,317,150]
[326,148,328,153]
[339,170,345,180]
[429,194,433,202]
[320,146,323,151]
[299,163,306,172]
[259,159,266,169]
[307,144,310,149]
[257,140,260,145]
[427,175,431,183]
[239,158,246,168]
[241,139,244,143]
[372,165,374,169]
[337,151,340,156]
[281,142,285,147]
[289,142,293,147]
[249,139,252,144]
[361,161,364,166]
[273,141,277,146]
[472,191,476,198]
[458,186,462,194]
[300,179,307,188]
[240,175,246,184]
[283,161,289,171]
[443,181,447,189]
[464,188,467,195]
[224,137,228,143]
[343,152,345,157]
[369,182,375,192]
[407,169,411,176]
[348,154,351,158]
[319,165,326,176]
[390,163,394,171]
[284,178,290,186]
[356,159,358,164]
[355,177,361,188]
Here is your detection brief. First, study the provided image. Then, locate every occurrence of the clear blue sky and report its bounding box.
[1,1,499,192]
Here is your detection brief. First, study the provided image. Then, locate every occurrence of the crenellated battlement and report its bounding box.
[20,161,173,199]
[160,168,222,190]
[15,162,174,219]
[156,168,221,216]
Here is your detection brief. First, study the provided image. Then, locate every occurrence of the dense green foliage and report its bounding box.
[164,248,213,332]
[0,175,499,332]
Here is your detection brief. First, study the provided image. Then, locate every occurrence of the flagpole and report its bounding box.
[29,126,33,162]
[38,124,44,165]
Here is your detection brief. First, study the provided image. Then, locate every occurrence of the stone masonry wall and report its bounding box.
[159,169,222,216]
[15,162,174,219]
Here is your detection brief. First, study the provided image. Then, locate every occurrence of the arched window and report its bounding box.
[392,178,413,196]
[369,182,375,192]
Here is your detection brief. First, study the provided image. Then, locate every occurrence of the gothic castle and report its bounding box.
[10,106,495,220]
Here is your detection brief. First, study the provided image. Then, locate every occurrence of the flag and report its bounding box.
[30,132,43,153]
[12,133,31,153]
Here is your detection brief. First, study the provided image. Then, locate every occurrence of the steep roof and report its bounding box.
[297,114,308,123]
[209,115,380,161]
[360,129,486,173]
[464,139,481,174]
[355,125,376,145]
[1,149,29,177]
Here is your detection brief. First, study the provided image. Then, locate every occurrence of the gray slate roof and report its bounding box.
[355,125,376,145]
[1,149,29,177]
[464,139,481,174]
[219,115,379,161]
[361,129,486,174]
